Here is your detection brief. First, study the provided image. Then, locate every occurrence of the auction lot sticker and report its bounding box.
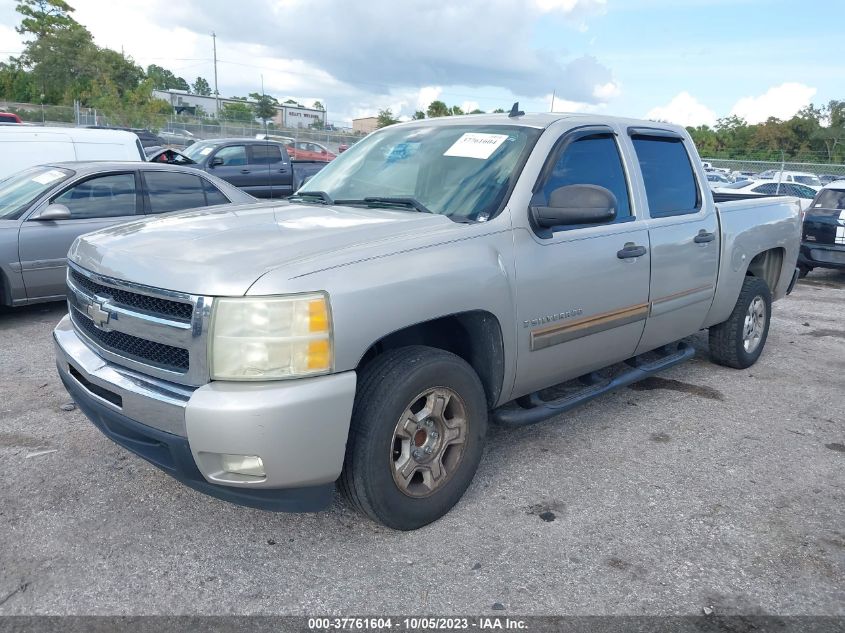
[444,133,509,159]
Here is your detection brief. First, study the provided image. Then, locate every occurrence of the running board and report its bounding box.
[492,342,695,428]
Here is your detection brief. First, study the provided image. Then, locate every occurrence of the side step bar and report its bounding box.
[492,342,696,428]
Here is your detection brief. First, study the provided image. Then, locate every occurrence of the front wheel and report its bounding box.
[709,276,772,369]
[339,346,488,530]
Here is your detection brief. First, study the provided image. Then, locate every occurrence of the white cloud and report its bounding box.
[416,86,442,111]
[461,100,480,113]
[534,0,606,16]
[592,81,620,101]
[730,83,817,124]
[646,92,717,127]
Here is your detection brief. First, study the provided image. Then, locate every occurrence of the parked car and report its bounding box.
[797,182,845,277]
[180,138,327,198]
[819,174,844,186]
[0,162,254,306]
[771,171,822,187]
[713,179,819,205]
[86,126,165,150]
[285,140,336,162]
[0,112,23,124]
[55,111,800,529]
[0,126,145,180]
[338,143,350,153]
[158,127,197,147]
[706,172,730,186]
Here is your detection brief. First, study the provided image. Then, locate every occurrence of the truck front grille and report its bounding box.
[70,269,193,322]
[66,264,212,386]
[72,308,190,372]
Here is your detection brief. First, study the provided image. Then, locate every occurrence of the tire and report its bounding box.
[798,264,811,278]
[709,276,772,369]
[339,346,488,530]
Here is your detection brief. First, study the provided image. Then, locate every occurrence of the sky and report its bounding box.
[0,0,841,126]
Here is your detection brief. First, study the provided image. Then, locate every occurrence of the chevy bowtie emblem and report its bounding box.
[86,301,112,329]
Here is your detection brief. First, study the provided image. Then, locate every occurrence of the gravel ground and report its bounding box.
[0,271,843,616]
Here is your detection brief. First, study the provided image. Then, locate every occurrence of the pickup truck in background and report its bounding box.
[798,181,845,276]
[54,111,801,530]
[179,138,327,198]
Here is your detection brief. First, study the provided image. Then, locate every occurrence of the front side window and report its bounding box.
[53,173,137,219]
[534,133,632,228]
[793,175,821,186]
[299,124,541,222]
[213,145,247,166]
[632,136,700,218]
[144,171,208,213]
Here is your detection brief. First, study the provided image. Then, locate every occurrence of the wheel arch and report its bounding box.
[355,310,506,409]
[745,247,785,293]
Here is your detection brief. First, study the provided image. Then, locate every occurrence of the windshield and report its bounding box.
[793,175,821,186]
[0,166,73,220]
[182,141,220,161]
[299,124,542,221]
[812,189,845,210]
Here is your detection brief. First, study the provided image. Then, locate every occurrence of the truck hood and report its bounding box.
[68,201,463,295]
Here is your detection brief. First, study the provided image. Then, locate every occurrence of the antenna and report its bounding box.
[508,102,524,118]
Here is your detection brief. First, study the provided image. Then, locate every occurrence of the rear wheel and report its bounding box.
[339,346,488,530]
[709,276,772,369]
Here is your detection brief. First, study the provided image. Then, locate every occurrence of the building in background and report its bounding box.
[352,116,378,134]
[152,89,327,128]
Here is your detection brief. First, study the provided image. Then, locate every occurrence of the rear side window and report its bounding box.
[537,134,631,227]
[250,144,283,165]
[145,171,209,213]
[202,178,230,206]
[813,189,845,210]
[632,136,700,217]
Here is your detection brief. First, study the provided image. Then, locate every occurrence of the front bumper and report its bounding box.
[798,241,845,270]
[54,314,357,512]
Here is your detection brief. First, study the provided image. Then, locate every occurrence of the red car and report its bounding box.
[285,140,336,162]
[0,112,23,124]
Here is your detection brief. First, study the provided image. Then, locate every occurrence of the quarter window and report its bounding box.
[145,171,209,213]
[53,173,137,219]
[632,136,700,217]
[536,133,632,228]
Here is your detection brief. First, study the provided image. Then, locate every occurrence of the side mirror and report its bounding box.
[532,184,617,228]
[210,157,224,167]
[31,203,71,221]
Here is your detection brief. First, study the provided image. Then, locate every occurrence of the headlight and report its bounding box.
[209,293,332,380]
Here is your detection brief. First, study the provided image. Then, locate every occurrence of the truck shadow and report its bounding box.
[0,301,67,331]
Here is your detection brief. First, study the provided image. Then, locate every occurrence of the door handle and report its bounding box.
[240,169,251,174]
[694,230,716,244]
[277,168,288,173]
[617,243,647,259]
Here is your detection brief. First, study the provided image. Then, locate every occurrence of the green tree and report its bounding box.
[376,108,399,128]
[15,0,77,39]
[427,100,450,117]
[469,108,484,114]
[492,108,506,113]
[192,76,211,96]
[312,100,325,111]
[412,110,425,120]
[450,105,464,116]
[253,94,278,127]
[146,64,189,91]
[220,101,254,122]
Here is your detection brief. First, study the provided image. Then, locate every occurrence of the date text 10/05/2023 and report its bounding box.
[307,617,529,630]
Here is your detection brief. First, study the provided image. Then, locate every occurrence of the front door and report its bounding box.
[628,133,719,353]
[18,172,141,300]
[512,128,651,397]
[206,144,253,190]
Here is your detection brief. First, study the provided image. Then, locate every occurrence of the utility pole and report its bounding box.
[212,32,220,117]
[550,90,555,113]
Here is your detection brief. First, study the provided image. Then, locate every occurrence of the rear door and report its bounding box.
[512,126,652,396]
[18,171,141,300]
[627,130,719,354]
[248,143,292,197]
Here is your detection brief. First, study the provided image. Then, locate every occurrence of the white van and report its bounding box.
[0,126,145,180]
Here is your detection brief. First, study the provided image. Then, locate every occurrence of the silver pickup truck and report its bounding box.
[54,112,801,530]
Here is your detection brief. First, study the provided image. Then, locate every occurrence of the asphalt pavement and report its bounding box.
[0,271,843,615]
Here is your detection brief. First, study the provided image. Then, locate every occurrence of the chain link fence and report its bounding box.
[702,158,845,182]
[0,100,363,153]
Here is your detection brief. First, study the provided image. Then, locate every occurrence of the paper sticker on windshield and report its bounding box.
[32,169,66,185]
[199,147,213,156]
[444,133,509,160]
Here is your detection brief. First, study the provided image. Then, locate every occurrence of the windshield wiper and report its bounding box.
[289,190,334,204]
[335,196,433,214]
